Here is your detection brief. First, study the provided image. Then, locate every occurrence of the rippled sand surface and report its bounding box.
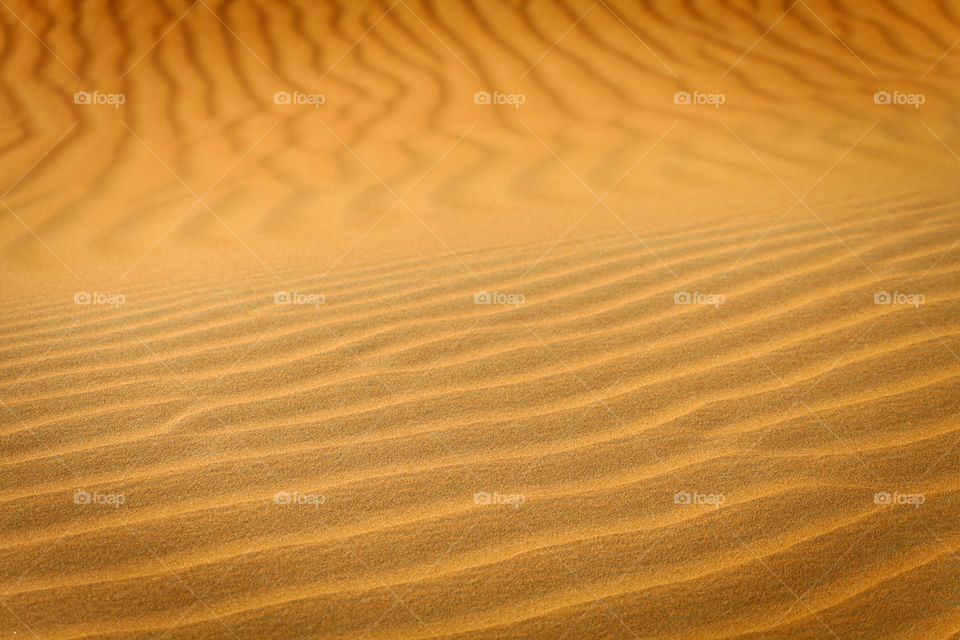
[2,1,960,638]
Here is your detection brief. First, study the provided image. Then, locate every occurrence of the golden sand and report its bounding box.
[1,0,960,638]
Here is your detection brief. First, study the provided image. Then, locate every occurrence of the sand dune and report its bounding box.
[2,0,960,638]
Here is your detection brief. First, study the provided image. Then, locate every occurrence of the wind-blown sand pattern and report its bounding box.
[2,0,960,638]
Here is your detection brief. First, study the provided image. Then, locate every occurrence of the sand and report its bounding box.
[1,0,960,638]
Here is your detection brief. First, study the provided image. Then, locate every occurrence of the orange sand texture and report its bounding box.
[2,0,960,638]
